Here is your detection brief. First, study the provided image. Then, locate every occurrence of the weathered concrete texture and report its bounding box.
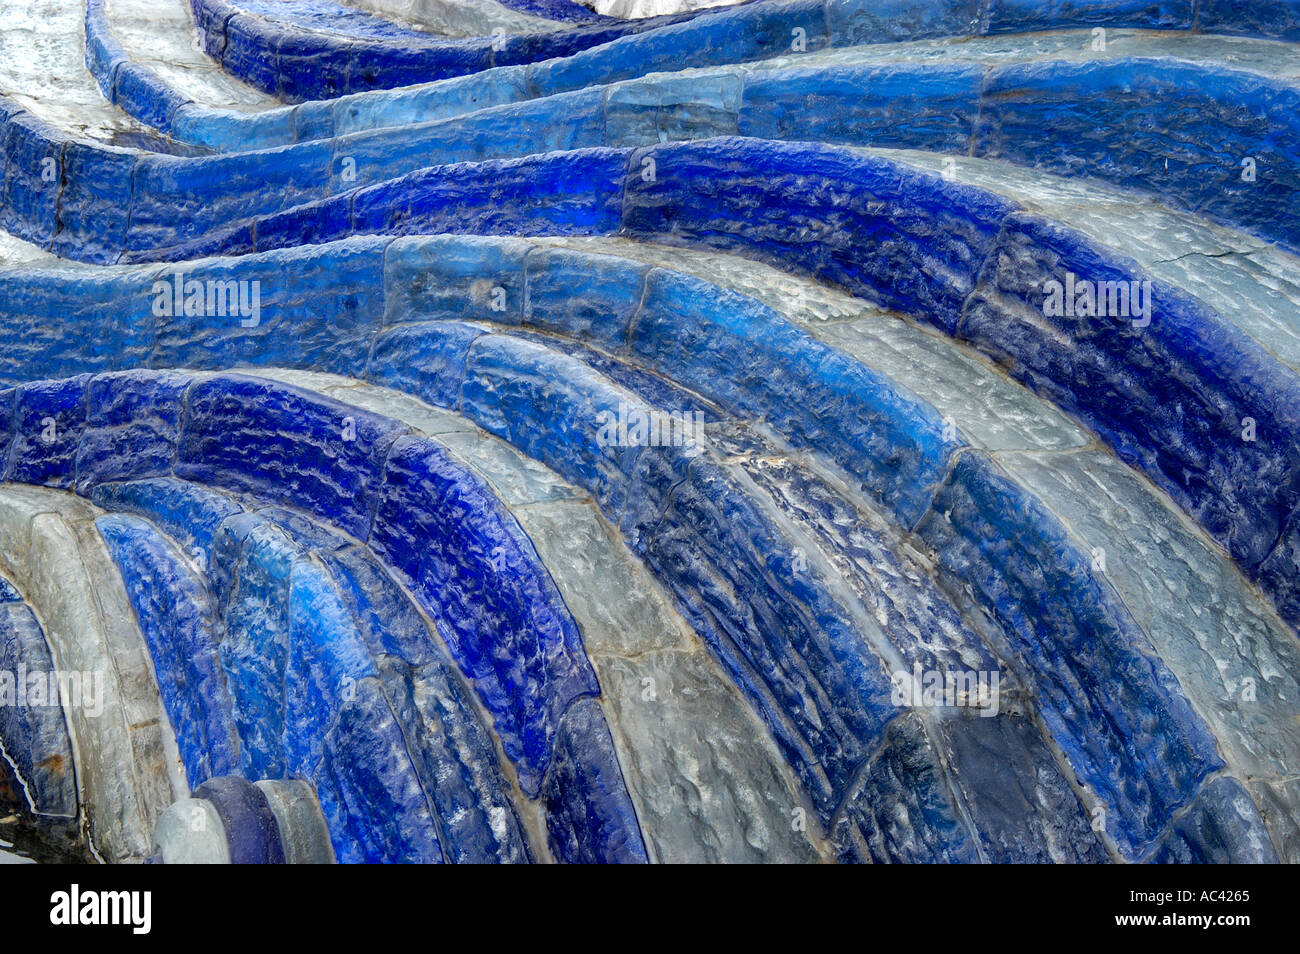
[101,475,536,863]
[934,709,1108,862]
[0,0,1297,870]
[875,148,1300,376]
[187,0,694,100]
[255,779,335,864]
[1248,778,1300,864]
[534,235,1091,454]
[997,450,1300,783]
[0,591,78,819]
[0,366,662,862]
[62,370,661,861]
[152,797,230,863]
[323,546,533,863]
[448,320,1111,864]
[0,485,185,861]
[541,697,648,863]
[261,371,829,863]
[0,0,157,142]
[515,501,691,660]
[102,0,277,113]
[595,651,826,862]
[591,0,737,17]
[369,433,600,796]
[915,453,1227,860]
[832,712,981,864]
[1,203,1294,862]
[515,499,829,861]
[1146,777,1279,864]
[96,512,243,789]
[343,0,565,36]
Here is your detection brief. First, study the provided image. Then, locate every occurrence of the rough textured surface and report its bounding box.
[2,0,1298,865]
[0,485,186,862]
[0,586,79,820]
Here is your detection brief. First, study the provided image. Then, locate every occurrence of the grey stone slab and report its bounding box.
[434,429,581,506]
[816,318,1089,452]
[594,649,829,863]
[998,449,1300,781]
[0,485,186,861]
[151,797,230,864]
[323,383,478,437]
[745,28,1300,79]
[1247,777,1300,864]
[343,0,562,37]
[0,0,147,141]
[1146,248,1300,373]
[107,0,276,112]
[514,500,691,657]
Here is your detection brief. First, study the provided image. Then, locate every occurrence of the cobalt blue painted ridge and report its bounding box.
[369,433,601,795]
[7,56,1300,259]
[914,451,1226,859]
[75,0,1300,152]
[97,513,243,789]
[185,0,709,99]
[192,775,286,864]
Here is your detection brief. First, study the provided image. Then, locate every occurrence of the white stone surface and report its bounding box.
[0,0,149,141]
[583,0,741,19]
[105,0,277,112]
[998,450,1300,784]
[342,0,561,37]
[152,797,230,864]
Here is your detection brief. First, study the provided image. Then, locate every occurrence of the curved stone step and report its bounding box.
[530,235,1300,860]
[12,25,1300,265]
[0,365,831,861]
[66,139,1286,635]
[1,225,1296,852]
[0,483,187,861]
[3,0,1297,866]
[368,234,1300,860]
[186,0,705,100]
[413,323,1279,868]
[0,367,642,861]
[77,0,1299,150]
[88,0,276,127]
[92,476,535,862]
[593,0,740,17]
[0,570,83,862]
[98,500,538,863]
[245,366,833,862]
[0,0,201,149]
[2,164,1300,868]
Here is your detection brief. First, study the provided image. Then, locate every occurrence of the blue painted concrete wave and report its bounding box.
[1,368,647,862]
[0,237,1280,860]
[1,0,1296,863]
[4,131,1294,632]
